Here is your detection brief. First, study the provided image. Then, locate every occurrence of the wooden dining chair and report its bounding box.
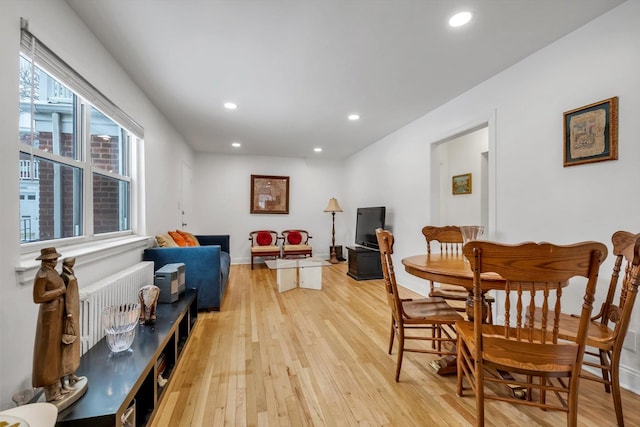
[456,240,607,427]
[281,229,313,259]
[535,231,640,427]
[248,230,281,269]
[376,228,463,382]
[422,225,495,322]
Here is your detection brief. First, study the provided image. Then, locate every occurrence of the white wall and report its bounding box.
[0,0,194,408]
[345,1,640,392]
[190,154,347,262]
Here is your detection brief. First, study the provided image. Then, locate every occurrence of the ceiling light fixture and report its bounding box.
[449,11,472,27]
[224,102,238,110]
[348,114,360,121]
[232,142,241,148]
[314,147,322,152]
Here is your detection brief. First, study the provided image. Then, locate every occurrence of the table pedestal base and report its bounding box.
[429,355,457,376]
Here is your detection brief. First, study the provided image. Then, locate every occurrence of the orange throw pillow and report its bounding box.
[177,230,198,246]
[168,231,187,247]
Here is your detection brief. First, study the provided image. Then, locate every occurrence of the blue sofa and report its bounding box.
[143,235,230,311]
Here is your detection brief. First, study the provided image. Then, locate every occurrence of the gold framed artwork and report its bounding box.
[250,175,290,214]
[563,96,618,167]
[452,173,472,195]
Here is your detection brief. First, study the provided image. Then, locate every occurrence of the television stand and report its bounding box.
[346,246,383,280]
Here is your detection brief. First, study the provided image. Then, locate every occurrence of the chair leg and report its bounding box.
[567,385,579,427]
[251,256,254,270]
[431,324,436,349]
[462,336,485,427]
[610,351,624,427]
[395,327,405,382]
[456,337,464,396]
[476,359,485,427]
[388,318,395,355]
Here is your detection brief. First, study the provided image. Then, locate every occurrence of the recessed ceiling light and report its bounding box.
[449,11,472,27]
[314,147,322,152]
[224,102,238,110]
[348,114,360,121]
[231,142,241,148]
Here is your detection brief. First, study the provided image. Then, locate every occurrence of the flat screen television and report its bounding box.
[355,206,386,249]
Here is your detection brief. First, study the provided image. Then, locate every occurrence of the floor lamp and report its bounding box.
[324,197,343,264]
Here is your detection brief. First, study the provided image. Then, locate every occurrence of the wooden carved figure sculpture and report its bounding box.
[32,247,66,402]
[60,257,86,391]
[139,284,161,325]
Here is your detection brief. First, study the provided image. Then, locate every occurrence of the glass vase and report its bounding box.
[102,303,140,353]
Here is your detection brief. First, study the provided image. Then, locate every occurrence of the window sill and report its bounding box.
[16,235,153,286]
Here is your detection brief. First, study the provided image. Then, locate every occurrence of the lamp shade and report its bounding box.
[324,197,343,213]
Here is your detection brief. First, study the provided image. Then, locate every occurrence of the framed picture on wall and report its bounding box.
[452,173,472,195]
[250,175,290,214]
[563,96,618,167]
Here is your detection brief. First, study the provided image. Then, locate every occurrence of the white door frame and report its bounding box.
[429,109,497,240]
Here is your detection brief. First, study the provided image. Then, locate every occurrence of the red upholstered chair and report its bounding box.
[281,230,312,259]
[249,230,281,269]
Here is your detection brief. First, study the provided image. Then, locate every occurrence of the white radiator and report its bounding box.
[78,261,155,354]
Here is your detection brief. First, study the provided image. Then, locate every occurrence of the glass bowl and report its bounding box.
[102,303,140,353]
[460,225,485,244]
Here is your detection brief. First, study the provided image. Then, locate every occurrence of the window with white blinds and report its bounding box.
[19,24,142,245]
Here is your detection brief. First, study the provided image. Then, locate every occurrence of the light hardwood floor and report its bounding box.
[151,263,640,426]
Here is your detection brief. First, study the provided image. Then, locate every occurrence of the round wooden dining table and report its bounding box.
[402,253,537,398]
[401,253,505,290]
[401,253,506,376]
[402,253,506,326]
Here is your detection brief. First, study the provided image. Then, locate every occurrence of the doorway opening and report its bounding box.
[429,111,496,238]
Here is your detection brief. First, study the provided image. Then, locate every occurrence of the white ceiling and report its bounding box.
[66,0,624,160]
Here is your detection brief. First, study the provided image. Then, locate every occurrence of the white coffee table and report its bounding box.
[265,257,330,292]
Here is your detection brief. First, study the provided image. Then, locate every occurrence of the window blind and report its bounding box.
[20,26,144,139]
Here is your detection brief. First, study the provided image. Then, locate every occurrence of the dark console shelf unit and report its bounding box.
[56,288,198,427]
[346,246,383,280]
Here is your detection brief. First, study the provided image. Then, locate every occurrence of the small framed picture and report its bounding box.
[452,173,472,195]
[250,175,289,214]
[563,96,618,167]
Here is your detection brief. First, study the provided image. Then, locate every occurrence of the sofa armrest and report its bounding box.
[143,246,222,311]
[196,234,230,254]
